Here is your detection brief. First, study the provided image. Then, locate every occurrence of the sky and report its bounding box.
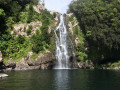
[43,0,73,13]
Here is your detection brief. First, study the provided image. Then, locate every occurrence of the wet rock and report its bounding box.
[40,62,53,70]
[6,68,12,71]
[0,73,8,78]
[77,61,94,69]
[85,61,94,68]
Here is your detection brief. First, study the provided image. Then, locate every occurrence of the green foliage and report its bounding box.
[30,10,54,53]
[0,0,54,63]
[69,0,120,63]
[0,33,30,61]
[6,17,15,27]
[16,35,25,44]
[67,14,86,61]
[27,25,32,35]
[0,9,5,16]
[41,11,54,25]
[31,30,50,53]
[19,12,29,23]
[0,8,6,34]
[26,4,34,23]
[18,4,33,23]
[10,1,21,17]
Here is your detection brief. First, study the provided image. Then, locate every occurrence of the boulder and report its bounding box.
[0,73,8,78]
[27,51,54,66]
[3,50,54,70]
[15,58,40,70]
[15,51,54,70]
[5,60,16,69]
[15,58,29,70]
[77,61,94,69]
[6,68,12,71]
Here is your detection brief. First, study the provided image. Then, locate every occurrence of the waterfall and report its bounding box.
[54,14,75,69]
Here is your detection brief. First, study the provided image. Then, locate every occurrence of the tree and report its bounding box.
[69,0,120,63]
[0,9,6,34]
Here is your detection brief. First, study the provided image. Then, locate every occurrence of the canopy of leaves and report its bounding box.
[69,0,120,63]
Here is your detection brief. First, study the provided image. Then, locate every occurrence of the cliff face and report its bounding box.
[11,21,42,38]
[66,13,94,69]
[33,4,46,14]
[66,13,84,48]
[0,4,60,71]
[5,51,54,70]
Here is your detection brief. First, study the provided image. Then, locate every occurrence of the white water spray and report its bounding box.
[54,15,75,69]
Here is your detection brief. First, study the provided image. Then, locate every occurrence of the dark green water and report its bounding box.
[0,69,120,90]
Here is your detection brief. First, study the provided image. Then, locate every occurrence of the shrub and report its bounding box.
[27,25,32,35]
[16,35,25,44]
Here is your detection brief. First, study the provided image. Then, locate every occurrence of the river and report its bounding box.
[0,69,120,90]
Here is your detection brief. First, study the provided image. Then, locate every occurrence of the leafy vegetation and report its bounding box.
[0,0,54,62]
[27,25,32,35]
[31,11,54,53]
[69,0,120,64]
[67,15,87,61]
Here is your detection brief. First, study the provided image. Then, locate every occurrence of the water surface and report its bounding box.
[0,69,120,90]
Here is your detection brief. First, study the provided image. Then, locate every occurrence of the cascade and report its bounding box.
[54,14,75,69]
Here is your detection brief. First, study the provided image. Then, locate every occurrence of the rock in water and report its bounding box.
[0,73,8,78]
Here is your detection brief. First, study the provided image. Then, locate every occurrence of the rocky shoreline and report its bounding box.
[0,51,55,72]
[1,50,120,72]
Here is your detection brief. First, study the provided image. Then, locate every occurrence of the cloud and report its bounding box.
[44,0,72,13]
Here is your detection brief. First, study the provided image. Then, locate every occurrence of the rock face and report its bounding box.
[5,51,54,70]
[77,61,94,69]
[33,4,46,14]
[5,60,16,69]
[67,13,81,47]
[0,51,2,63]
[11,21,42,38]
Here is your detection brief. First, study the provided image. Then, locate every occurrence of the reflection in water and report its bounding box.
[1,70,120,90]
[54,70,69,90]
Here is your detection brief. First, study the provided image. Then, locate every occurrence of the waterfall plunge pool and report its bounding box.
[0,69,120,90]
